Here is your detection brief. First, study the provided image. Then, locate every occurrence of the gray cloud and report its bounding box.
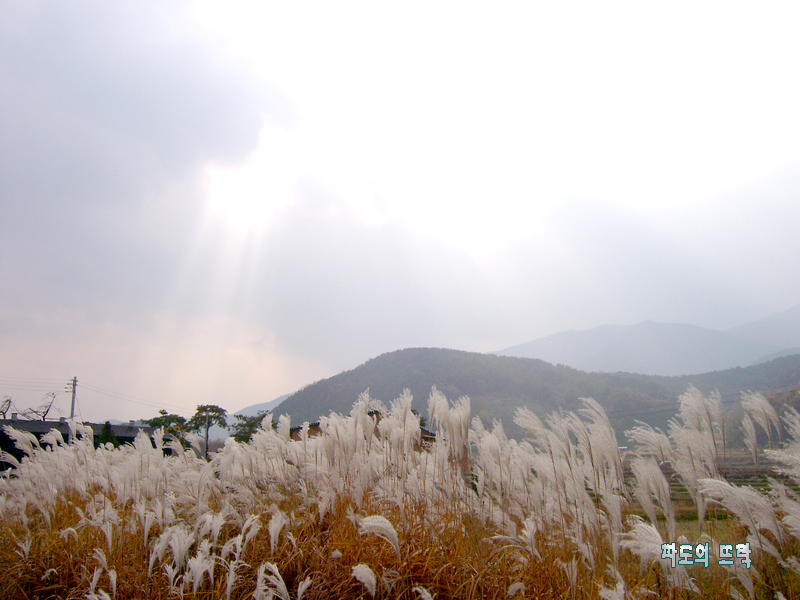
[1,0,274,320]
[226,187,493,368]
[2,2,800,420]
[226,175,800,370]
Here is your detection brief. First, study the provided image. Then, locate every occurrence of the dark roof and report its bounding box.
[0,419,154,438]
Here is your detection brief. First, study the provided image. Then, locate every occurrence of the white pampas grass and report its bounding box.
[619,517,663,567]
[356,515,400,559]
[699,478,785,547]
[630,456,675,541]
[620,516,698,593]
[15,533,31,560]
[5,382,800,597]
[351,563,377,597]
[766,407,800,486]
[598,581,626,600]
[166,524,194,570]
[491,517,541,560]
[742,391,781,446]
[255,562,289,600]
[297,576,312,600]
[269,510,287,552]
[184,433,203,458]
[243,513,262,549]
[598,565,626,600]
[625,421,671,464]
[413,586,435,600]
[186,550,214,595]
[0,450,21,470]
[3,425,38,457]
[742,413,759,465]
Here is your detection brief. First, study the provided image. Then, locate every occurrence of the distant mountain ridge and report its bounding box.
[726,303,800,349]
[204,394,290,440]
[494,304,800,376]
[235,304,800,440]
[271,347,800,440]
[235,394,290,417]
[494,321,781,376]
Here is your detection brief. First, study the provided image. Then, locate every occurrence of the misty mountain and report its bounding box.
[494,320,782,376]
[203,394,291,440]
[751,348,800,365]
[727,302,800,350]
[235,393,291,417]
[270,347,800,440]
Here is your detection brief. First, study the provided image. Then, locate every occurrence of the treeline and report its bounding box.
[145,405,269,455]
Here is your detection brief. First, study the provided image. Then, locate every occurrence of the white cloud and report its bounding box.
[194,2,800,254]
[4,1,800,419]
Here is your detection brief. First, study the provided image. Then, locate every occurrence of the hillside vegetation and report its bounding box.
[276,348,800,439]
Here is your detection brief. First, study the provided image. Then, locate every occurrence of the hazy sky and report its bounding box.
[3,1,800,422]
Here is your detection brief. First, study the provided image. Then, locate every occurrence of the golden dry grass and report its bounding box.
[1,388,799,599]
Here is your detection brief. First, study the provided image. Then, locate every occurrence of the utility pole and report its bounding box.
[65,376,78,444]
[69,377,77,421]
[205,412,210,460]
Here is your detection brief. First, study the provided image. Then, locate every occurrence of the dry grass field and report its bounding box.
[1,387,799,599]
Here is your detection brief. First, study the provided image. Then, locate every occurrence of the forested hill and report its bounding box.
[651,352,800,400]
[275,348,800,440]
[275,347,681,438]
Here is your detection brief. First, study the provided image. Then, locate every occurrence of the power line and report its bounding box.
[0,375,194,415]
[0,379,70,387]
[0,384,66,393]
[0,375,70,384]
[78,381,153,399]
[601,390,746,420]
[0,376,73,395]
[79,381,193,414]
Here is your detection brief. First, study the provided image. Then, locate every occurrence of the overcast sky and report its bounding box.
[2,1,800,422]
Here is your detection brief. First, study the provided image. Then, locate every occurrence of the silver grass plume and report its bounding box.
[598,565,626,600]
[742,391,781,447]
[677,386,707,433]
[630,456,675,541]
[579,397,622,480]
[708,389,727,464]
[255,562,289,600]
[699,478,785,548]
[277,414,292,442]
[413,586,435,600]
[2,425,38,457]
[765,407,800,484]
[356,514,401,559]
[351,563,377,597]
[268,509,287,552]
[620,516,698,593]
[768,481,800,543]
[675,387,721,475]
[742,413,759,465]
[666,386,725,531]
